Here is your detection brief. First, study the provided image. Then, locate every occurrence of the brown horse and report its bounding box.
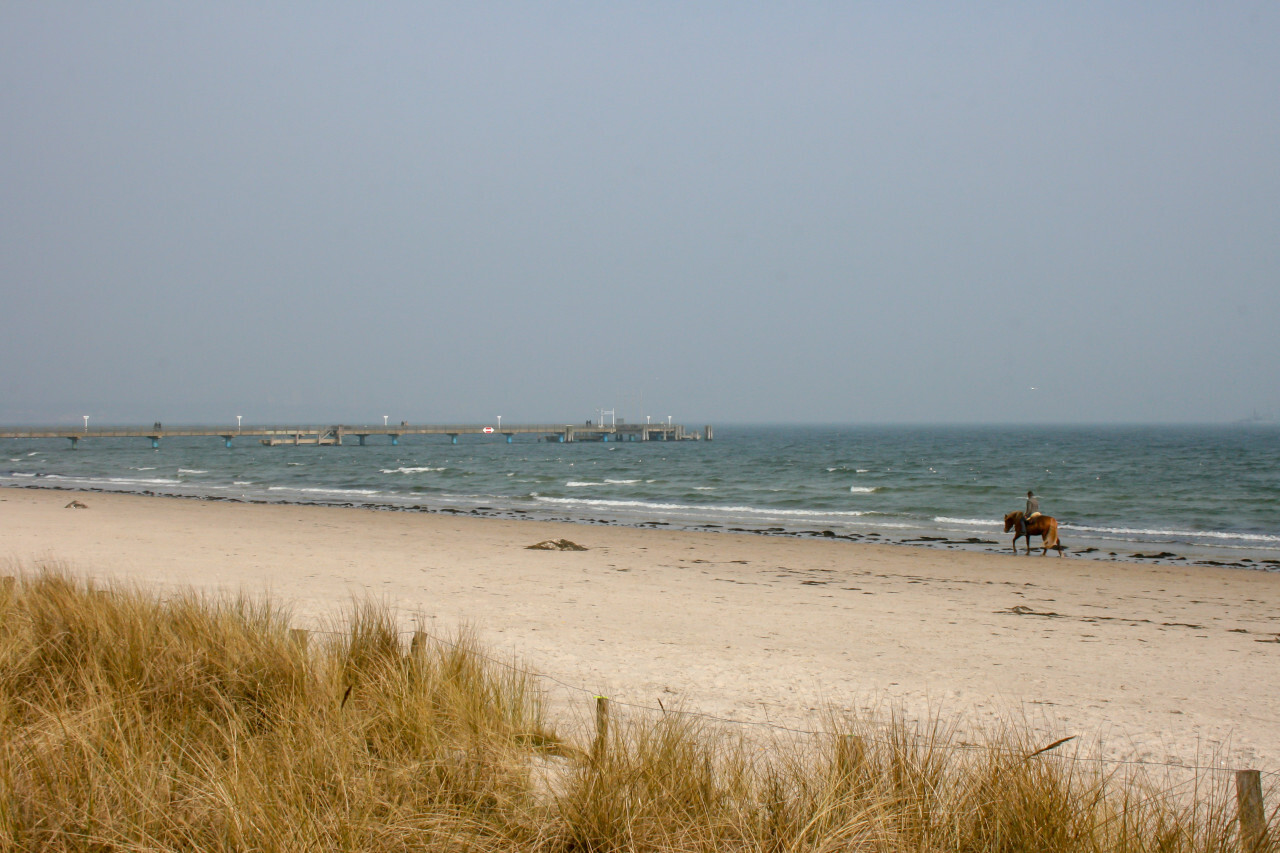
[1004,511,1065,556]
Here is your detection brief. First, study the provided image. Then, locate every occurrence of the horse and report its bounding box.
[1004,511,1066,556]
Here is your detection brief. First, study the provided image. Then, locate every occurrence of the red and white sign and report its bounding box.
[483,427,495,433]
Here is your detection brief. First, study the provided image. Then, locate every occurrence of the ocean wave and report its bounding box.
[178,468,208,474]
[849,486,879,493]
[267,486,382,497]
[535,495,868,519]
[565,479,641,487]
[935,516,1002,527]
[106,476,184,486]
[39,474,185,487]
[380,467,446,474]
[1063,522,1280,545]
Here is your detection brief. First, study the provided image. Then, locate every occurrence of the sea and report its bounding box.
[3,424,1278,570]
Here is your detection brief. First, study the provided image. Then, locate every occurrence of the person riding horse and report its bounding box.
[1003,504,1064,550]
[1025,490,1039,519]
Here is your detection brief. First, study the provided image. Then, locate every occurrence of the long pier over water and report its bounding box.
[0,422,712,449]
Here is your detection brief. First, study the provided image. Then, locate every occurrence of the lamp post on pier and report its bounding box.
[497,415,502,431]
[383,415,389,427]
[83,415,89,433]
[236,415,242,433]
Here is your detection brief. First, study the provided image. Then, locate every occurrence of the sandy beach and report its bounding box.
[4,486,1278,773]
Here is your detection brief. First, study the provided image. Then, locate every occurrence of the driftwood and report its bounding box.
[64,500,89,509]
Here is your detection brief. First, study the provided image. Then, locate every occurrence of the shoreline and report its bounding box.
[4,485,1280,773]
[6,480,1277,572]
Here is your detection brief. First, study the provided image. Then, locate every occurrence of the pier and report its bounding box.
[0,422,712,449]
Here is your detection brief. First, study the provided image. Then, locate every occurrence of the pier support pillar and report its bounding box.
[149,436,160,449]
[221,435,234,448]
[449,434,458,445]
[506,434,513,443]
[68,436,79,449]
[356,435,368,446]
[390,435,400,446]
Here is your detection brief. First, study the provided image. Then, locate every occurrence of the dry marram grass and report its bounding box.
[0,568,1273,851]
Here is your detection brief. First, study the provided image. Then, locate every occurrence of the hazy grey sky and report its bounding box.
[3,3,1276,425]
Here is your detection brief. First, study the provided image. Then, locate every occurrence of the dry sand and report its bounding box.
[4,486,1278,773]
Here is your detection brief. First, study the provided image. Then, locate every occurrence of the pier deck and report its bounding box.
[0,422,711,448]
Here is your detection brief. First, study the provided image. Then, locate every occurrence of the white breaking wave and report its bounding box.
[39,474,185,487]
[849,486,878,493]
[267,486,382,497]
[535,495,867,519]
[381,467,445,474]
[1065,522,1280,545]
[565,479,641,487]
[935,516,1002,528]
[178,468,208,474]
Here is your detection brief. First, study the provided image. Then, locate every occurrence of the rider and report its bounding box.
[1025,490,1040,519]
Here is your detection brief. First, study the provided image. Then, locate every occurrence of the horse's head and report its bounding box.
[1003,511,1019,532]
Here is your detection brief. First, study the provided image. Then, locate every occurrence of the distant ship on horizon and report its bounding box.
[1234,408,1276,425]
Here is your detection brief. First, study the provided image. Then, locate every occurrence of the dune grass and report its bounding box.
[0,568,1270,851]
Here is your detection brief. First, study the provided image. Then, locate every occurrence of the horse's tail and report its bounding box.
[1044,518,1061,553]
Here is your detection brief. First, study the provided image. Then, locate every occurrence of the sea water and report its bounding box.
[4,425,1277,568]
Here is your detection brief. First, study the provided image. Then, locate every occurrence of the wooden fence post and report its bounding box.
[1236,769,1269,853]
[835,735,866,789]
[591,696,610,764]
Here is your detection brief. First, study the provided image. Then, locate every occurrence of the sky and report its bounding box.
[2,2,1277,426]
